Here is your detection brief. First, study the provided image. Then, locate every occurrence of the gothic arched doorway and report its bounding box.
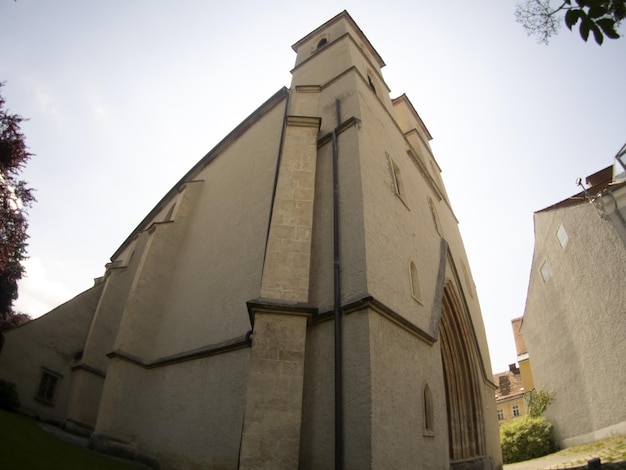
[439,282,486,463]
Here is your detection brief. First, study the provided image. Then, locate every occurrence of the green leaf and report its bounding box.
[579,17,591,40]
[587,6,607,18]
[565,9,583,29]
[590,22,604,44]
[597,18,621,38]
[584,0,605,8]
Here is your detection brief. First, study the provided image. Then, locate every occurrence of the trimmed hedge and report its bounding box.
[500,416,555,464]
[0,379,21,411]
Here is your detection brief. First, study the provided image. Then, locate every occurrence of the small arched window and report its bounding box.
[428,197,442,236]
[409,261,423,304]
[423,383,434,436]
[387,154,404,199]
[316,37,328,49]
[367,74,377,94]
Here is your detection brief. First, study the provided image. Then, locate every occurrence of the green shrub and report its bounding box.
[0,379,21,411]
[500,416,555,464]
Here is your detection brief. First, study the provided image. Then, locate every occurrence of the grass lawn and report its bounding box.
[0,409,141,469]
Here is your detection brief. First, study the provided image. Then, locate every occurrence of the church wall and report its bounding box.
[91,91,288,465]
[137,350,250,468]
[299,320,335,469]
[308,75,368,312]
[151,97,287,358]
[369,312,448,469]
[94,351,251,468]
[0,283,103,423]
[342,310,375,469]
[357,73,441,334]
[299,316,377,470]
[480,374,502,467]
[81,233,148,373]
[523,201,626,446]
[64,232,151,433]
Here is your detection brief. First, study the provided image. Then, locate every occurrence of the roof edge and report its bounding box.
[110,87,290,261]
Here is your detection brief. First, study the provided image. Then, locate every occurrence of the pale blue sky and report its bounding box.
[1,1,625,374]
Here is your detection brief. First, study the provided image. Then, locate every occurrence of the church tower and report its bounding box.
[238,11,501,470]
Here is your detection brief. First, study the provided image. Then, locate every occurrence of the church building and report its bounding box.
[0,11,502,469]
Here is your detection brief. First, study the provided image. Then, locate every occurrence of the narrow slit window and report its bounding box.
[367,75,377,94]
[423,383,434,436]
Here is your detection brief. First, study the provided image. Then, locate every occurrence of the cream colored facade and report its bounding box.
[494,366,526,427]
[522,162,626,448]
[0,12,501,469]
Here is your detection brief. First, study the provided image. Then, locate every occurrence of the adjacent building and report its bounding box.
[511,317,534,394]
[0,11,502,469]
[522,149,626,448]
[494,365,526,426]
[493,317,535,427]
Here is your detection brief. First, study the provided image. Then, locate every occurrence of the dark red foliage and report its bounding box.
[0,83,35,330]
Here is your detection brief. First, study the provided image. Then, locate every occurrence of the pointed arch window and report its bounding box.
[387,153,408,208]
[367,74,377,94]
[428,197,443,236]
[409,261,423,304]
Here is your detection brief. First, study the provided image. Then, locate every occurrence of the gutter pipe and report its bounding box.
[332,98,344,470]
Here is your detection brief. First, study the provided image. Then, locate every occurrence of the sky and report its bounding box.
[1,1,625,374]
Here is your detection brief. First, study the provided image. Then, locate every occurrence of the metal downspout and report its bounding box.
[332,98,344,470]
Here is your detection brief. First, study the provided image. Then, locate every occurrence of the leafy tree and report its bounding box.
[0,83,35,332]
[524,388,556,418]
[515,0,625,44]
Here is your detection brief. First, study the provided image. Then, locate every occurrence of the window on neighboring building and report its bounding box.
[423,383,434,436]
[540,260,551,282]
[556,223,568,249]
[512,404,520,417]
[36,369,60,404]
[497,409,505,421]
[410,261,423,304]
